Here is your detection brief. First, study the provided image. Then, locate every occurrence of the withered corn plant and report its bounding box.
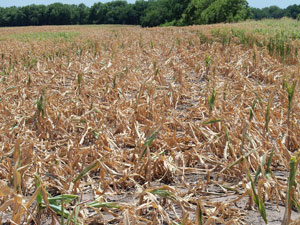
[0,20,300,225]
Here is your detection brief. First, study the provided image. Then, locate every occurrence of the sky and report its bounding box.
[0,0,298,8]
[247,0,299,9]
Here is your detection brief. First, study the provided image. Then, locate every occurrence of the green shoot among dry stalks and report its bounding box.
[27,75,31,87]
[34,173,44,222]
[72,159,100,183]
[202,118,222,125]
[205,55,211,73]
[254,149,274,185]
[208,88,216,112]
[247,170,268,224]
[77,73,82,93]
[35,173,80,224]
[282,154,299,225]
[140,126,161,159]
[36,88,47,118]
[196,200,204,225]
[249,99,258,121]
[37,94,44,117]
[149,188,177,200]
[265,96,271,133]
[284,80,296,150]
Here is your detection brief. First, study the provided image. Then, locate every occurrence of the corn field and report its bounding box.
[0,19,300,225]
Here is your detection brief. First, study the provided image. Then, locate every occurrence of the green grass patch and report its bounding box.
[1,31,80,42]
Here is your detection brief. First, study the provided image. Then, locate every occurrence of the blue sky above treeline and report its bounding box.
[0,0,298,8]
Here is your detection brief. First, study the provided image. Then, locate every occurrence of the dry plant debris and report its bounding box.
[0,20,300,224]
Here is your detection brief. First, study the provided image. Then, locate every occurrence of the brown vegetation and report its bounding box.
[0,22,300,224]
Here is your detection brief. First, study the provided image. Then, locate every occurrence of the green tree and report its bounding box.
[141,7,165,27]
[251,7,265,20]
[90,2,107,24]
[266,6,284,18]
[104,1,130,24]
[2,7,19,26]
[132,0,150,24]
[182,0,250,25]
[90,1,134,25]
[19,5,47,26]
[78,3,89,24]
[46,3,74,25]
[181,0,213,25]
[285,4,300,19]
[141,0,188,27]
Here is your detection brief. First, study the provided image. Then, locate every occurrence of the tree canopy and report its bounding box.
[0,1,298,28]
[251,4,300,20]
[180,0,250,25]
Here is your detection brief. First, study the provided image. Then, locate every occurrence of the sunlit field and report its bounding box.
[1,18,300,224]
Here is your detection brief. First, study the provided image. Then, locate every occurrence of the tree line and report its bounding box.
[251,4,300,20]
[0,0,250,27]
[0,1,299,28]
